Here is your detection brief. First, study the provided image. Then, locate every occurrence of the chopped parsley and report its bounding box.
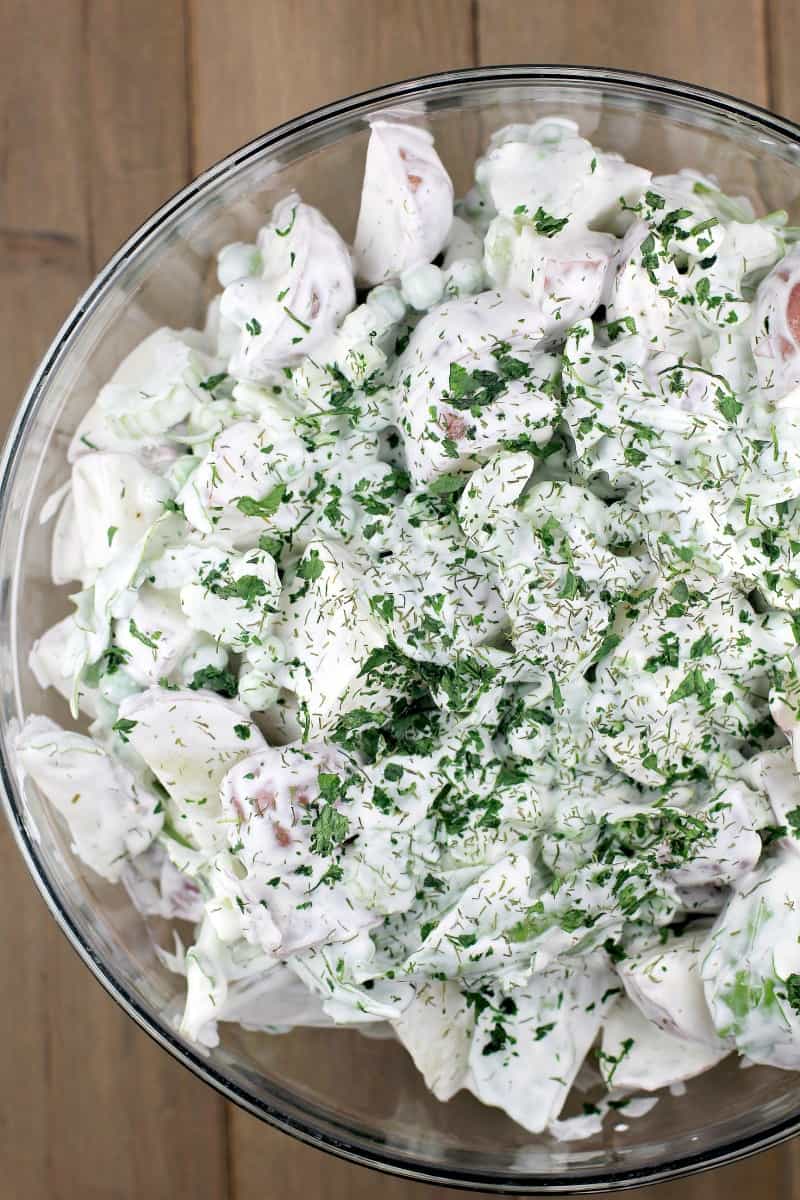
[37,129,800,1122]
[112,717,137,743]
[199,371,228,392]
[236,483,285,520]
[188,665,238,698]
[128,619,160,653]
[310,804,350,856]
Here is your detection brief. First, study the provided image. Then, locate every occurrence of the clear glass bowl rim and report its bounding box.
[4,64,800,1193]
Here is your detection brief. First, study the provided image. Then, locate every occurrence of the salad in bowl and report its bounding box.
[16,107,800,1140]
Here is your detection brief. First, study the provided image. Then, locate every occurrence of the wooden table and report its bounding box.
[2,1,800,1196]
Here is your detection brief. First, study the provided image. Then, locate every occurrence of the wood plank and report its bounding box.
[86,2,192,264]
[189,0,475,170]
[0,13,92,1192]
[189,5,479,1196]
[0,2,89,408]
[650,1149,790,1200]
[477,0,768,106]
[229,1110,488,1200]
[768,0,800,120]
[0,2,229,1197]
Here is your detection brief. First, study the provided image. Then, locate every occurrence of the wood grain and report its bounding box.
[188,0,475,170]
[477,0,769,106]
[85,2,191,265]
[229,1112,471,1200]
[0,2,229,1198]
[0,1,89,407]
[768,0,800,122]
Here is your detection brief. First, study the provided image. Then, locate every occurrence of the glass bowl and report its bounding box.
[4,66,800,1193]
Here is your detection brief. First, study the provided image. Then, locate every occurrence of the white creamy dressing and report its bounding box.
[220,194,356,377]
[16,114,800,1137]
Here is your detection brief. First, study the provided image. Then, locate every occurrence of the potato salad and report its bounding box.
[17,114,800,1136]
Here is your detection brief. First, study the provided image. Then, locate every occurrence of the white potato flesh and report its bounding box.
[702,851,800,1069]
[484,219,615,317]
[179,547,280,651]
[118,688,265,851]
[71,452,173,577]
[392,981,475,1101]
[177,420,303,546]
[466,959,616,1132]
[475,118,649,230]
[114,586,209,685]
[29,615,99,718]
[743,748,800,858]
[69,327,221,459]
[394,291,560,487]
[221,194,355,377]
[618,927,724,1047]
[273,540,384,736]
[15,715,162,881]
[121,843,204,922]
[751,246,800,401]
[219,742,375,955]
[600,997,728,1092]
[51,490,85,585]
[353,121,454,286]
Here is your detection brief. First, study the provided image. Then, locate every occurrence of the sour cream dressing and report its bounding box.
[16,115,800,1136]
